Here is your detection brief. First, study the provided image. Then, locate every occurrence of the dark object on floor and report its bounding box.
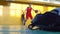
[28,9,60,31]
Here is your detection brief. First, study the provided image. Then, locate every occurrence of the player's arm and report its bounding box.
[25,8,27,13]
[25,7,28,13]
[32,8,35,11]
[32,9,35,11]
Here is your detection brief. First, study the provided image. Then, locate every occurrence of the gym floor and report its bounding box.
[0,25,60,34]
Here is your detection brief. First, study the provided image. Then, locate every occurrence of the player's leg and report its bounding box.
[29,14,33,20]
[24,14,29,25]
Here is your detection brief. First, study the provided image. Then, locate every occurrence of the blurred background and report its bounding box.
[0,0,56,26]
[0,0,60,34]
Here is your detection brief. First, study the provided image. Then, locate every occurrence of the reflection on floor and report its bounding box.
[0,25,60,34]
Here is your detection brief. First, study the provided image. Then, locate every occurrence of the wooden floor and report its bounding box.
[0,25,60,34]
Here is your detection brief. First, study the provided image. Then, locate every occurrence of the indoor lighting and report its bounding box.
[0,5,3,16]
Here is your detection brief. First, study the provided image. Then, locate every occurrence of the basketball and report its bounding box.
[35,10,38,13]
